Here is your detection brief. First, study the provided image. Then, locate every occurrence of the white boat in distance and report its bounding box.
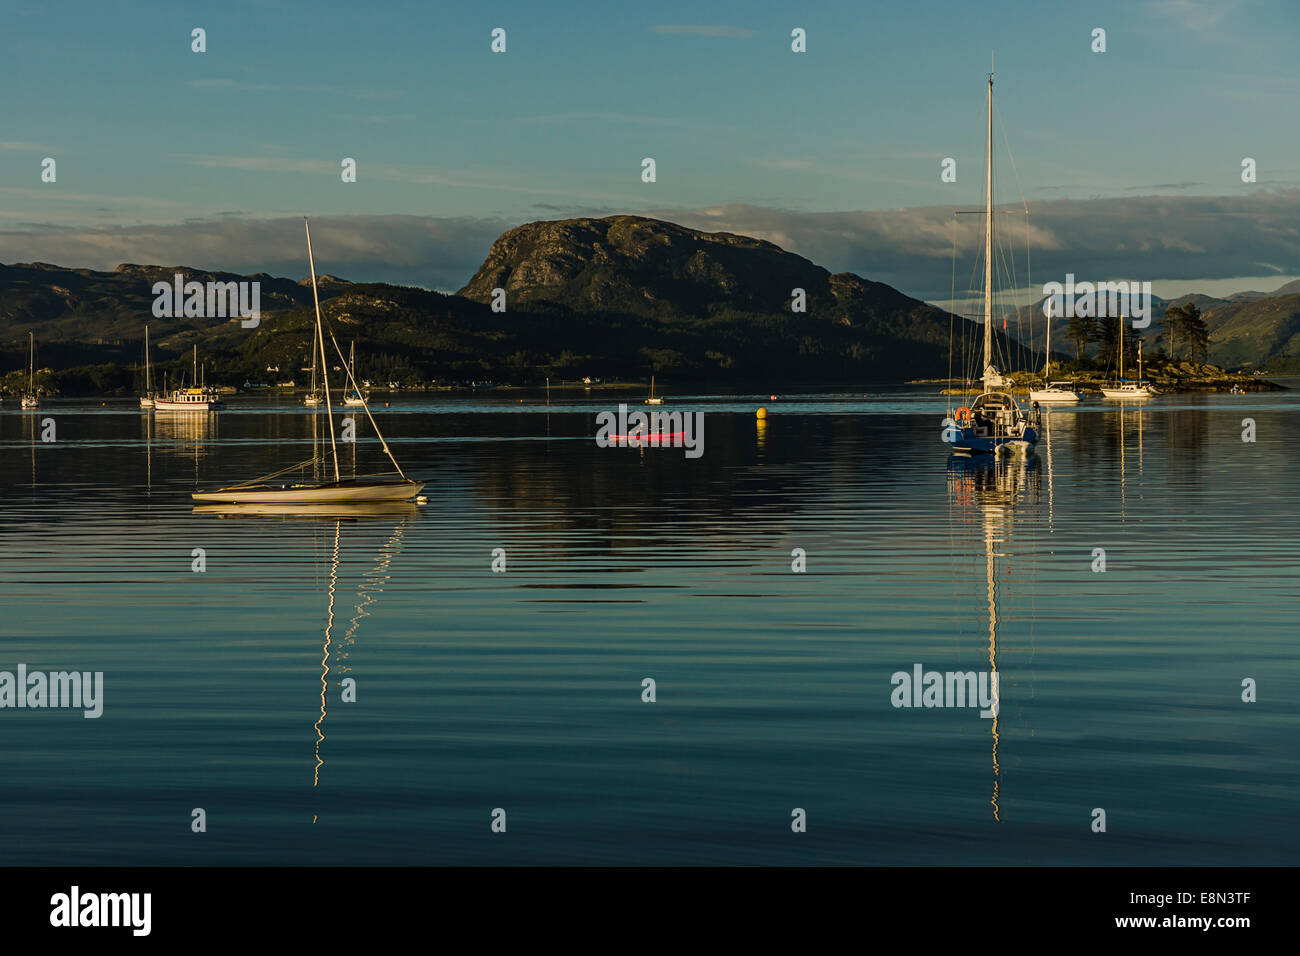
[1099,321,1155,399]
[193,219,424,505]
[21,331,40,408]
[1029,381,1083,403]
[139,324,156,409]
[645,375,663,405]
[1028,300,1081,403]
[156,345,226,410]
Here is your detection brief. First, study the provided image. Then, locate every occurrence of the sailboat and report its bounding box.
[645,375,663,405]
[20,331,39,408]
[139,324,156,409]
[193,219,425,504]
[155,344,226,410]
[303,322,325,406]
[1028,300,1081,404]
[1099,315,1154,399]
[944,67,1039,456]
[341,342,368,406]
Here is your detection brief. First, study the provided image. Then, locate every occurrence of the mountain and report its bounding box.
[2,215,1022,393]
[456,215,1017,381]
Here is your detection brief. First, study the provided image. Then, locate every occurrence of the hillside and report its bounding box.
[2,216,1020,393]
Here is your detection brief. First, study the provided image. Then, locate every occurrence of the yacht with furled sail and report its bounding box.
[139,324,156,409]
[944,65,1039,456]
[1028,300,1082,404]
[1099,317,1155,399]
[341,342,368,406]
[21,331,40,408]
[192,219,424,504]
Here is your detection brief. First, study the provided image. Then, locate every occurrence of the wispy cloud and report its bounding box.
[178,154,653,204]
[650,24,756,38]
[0,141,52,152]
[1147,0,1244,33]
[189,78,405,100]
[517,111,700,129]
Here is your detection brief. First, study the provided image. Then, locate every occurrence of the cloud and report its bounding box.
[3,191,1298,300]
[1147,0,1244,33]
[650,25,756,38]
[647,191,1300,300]
[0,215,511,292]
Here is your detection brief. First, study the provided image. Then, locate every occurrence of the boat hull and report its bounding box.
[193,479,425,504]
[1099,388,1153,399]
[1028,390,1080,403]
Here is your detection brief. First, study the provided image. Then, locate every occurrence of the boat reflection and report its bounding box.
[947,452,1040,821]
[191,499,415,815]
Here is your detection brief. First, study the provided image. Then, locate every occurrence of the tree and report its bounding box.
[1067,312,1095,362]
[1181,303,1209,363]
[1159,306,1181,361]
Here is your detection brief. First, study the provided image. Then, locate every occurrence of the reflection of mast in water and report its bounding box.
[984,505,1001,821]
[314,520,341,791]
[948,455,1040,821]
[312,512,413,801]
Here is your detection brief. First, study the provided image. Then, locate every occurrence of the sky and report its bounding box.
[1,0,1298,302]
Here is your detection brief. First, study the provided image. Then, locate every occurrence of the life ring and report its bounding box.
[956,406,971,424]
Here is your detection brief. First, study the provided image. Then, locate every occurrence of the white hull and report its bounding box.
[1100,387,1153,399]
[194,501,418,518]
[342,396,366,406]
[21,397,39,409]
[155,400,222,411]
[193,479,425,504]
[139,397,155,409]
[1028,390,1081,403]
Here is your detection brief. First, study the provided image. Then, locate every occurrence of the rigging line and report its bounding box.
[323,328,410,481]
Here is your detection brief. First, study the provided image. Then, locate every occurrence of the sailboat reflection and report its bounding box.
[191,501,415,813]
[947,452,1040,821]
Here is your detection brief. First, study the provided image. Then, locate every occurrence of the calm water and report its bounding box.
[2,386,1298,865]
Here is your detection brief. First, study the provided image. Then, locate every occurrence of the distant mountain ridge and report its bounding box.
[2,215,1026,390]
[0,214,1291,391]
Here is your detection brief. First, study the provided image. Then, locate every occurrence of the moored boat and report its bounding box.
[192,219,424,505]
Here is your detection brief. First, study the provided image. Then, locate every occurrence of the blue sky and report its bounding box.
[2,0,1297,299]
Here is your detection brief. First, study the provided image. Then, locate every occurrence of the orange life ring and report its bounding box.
[956,406,971,424]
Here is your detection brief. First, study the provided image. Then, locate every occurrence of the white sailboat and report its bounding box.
[1029,300,1081,404]
[303,323,325,406]
[155,344,226,410]
[139,324,156,409]
[193,219,425,504]
[945,66,1039,456]
[645,375,663,405]
[21,331,40,408]
[1099,317,1155,399]
[341,342,368,406]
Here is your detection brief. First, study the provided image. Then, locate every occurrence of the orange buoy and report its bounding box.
[956,406,971,424]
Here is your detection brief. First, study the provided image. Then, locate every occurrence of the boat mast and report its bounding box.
[29,331,34,394]
[1044,296,1052,378]
[983,63,994,390]
[145,325,151,394]
[305,218,341,483]
[1118,313,1124,383]
[193,344,198,388]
